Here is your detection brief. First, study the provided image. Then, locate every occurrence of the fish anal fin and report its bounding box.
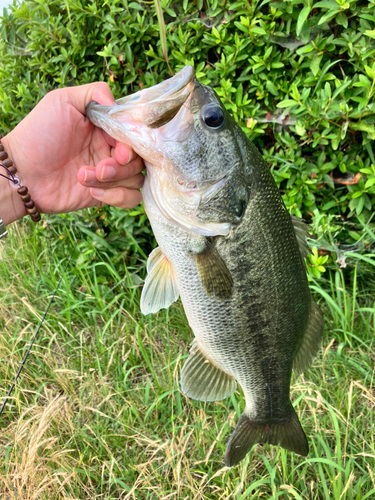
[224,406,308,467]
[293,297,324,374]
[140,247,179,315]
[181,340,236,402]
[192,240,233,300]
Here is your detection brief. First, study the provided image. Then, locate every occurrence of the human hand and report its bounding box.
[1,82,144,224]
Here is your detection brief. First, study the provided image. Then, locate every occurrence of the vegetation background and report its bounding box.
[0,0,374,498]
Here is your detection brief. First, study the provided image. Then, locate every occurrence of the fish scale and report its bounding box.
[86,65,324,467]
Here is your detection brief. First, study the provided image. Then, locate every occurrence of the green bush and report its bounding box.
[1,0,374,269]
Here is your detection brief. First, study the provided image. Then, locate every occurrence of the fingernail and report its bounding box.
[100,165,116,180]
[83,169,97,183]
[91,188,104,198]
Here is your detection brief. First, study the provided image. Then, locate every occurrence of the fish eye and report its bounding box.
[202,104,225,129]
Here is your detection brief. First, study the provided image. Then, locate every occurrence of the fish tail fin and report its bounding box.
[224,406,308,467]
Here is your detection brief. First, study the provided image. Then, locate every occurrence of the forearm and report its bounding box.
[0,135,27,226]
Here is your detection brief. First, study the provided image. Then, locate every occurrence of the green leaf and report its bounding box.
[324,82,331,98]
[271,62,284,68]
[277,99,299,108]
[297,6,311,36]
[313,0,338,8]
[365,65,375,79]
[331,135,340,150]
[332,80,352,100]
[336,12,348,28]
[351,191,363,199]
[319,10,340,25]
[341,121,349,140]
[311,54,323,76]
[128,2,144,9]
[360,168,375,175]
[212,26,221,39]
[365,177,375,188]
[323,200,338,210]
[125,42,133,65]
[348,230,361,241]
[353,97,369,111]
[295,123,306,135]
[235,84,243,106]
[234,21,248,33]
[250,26,266,35]
[356,195,365,215]
[266,80,278,96]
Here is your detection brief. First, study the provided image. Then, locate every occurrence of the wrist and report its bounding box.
[0,134,27,225]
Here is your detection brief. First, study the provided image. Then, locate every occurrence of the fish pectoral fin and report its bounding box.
[180,340,236,402]
[293,296,324,374]
[140,247,179,315]
[192,240,233,300]
[291,215,312,260]
[224,406,309,467]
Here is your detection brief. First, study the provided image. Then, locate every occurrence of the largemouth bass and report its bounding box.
[86,66,324,467]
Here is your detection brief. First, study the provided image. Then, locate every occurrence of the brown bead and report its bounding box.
[8,166,17,175]
[2,159,13,168]
[17,186,28,196]
[21,194,32,203]
[0,144,4,152]
[24,200,35,209]
[27,206,38,215]
[31,213,41,222]
[0,151,8,161]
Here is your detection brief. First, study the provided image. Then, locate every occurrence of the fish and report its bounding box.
[86,66,324,467]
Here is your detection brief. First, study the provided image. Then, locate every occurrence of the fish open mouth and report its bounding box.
[117,65,195,128]
[86,65,195,130]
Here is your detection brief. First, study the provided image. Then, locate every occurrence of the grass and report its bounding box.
[0,216,374,499]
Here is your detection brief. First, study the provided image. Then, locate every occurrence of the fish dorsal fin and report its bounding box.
[140,247,180,315]
[180,340,237,402]
[192,240,233,300]
[293,297,324,374]
[291,215,311,259]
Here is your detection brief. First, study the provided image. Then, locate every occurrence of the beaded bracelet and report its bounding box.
[0,135,41,223]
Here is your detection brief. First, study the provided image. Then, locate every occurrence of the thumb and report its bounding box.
[63,82,116,115]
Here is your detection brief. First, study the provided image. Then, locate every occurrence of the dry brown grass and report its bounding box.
[0,390,80,499]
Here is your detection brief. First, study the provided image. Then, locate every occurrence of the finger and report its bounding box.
[97,156,144,182]
[90,186,142,209]
[78,157,144,185]
[79,167,144,190]
[113,142,138,165]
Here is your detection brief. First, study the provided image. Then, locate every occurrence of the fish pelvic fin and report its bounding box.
[192,239,233,301]
[293,296,324,374]
[181,340,237,402]
[140,247,180,315]
[224,406,308,467]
